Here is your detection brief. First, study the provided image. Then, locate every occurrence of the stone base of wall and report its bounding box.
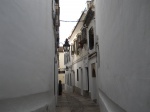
[32,104,55,112]
[0,92,56,112]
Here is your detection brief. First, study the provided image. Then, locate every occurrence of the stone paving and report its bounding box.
[56,92,100,112]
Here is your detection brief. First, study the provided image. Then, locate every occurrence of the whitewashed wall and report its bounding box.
[59,52,65,69]
[88,57,98,100]
[0,0,55,112]
[96,0,150,112]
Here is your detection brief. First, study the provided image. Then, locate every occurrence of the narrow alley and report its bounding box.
[56,92,100,112]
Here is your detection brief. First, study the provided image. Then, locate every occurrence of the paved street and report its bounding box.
[56,92,100,112]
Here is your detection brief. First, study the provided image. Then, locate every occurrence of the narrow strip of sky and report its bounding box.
[59,0,87,45]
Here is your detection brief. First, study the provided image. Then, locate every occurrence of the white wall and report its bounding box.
[88,57,97,100]
[0,0,55,111]
[96,0,150,112]
[59,52,65,69]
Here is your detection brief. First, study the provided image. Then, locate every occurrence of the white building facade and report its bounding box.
[58,47,65,85]
[0,0,59,112]
[64,0,98,102]
[95,0,150,112]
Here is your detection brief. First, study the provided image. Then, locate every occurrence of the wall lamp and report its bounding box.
[63,38,70,52]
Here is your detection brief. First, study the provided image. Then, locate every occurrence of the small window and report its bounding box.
[89,27,94,50]
[77,69,79,81]
[71,44,74,55]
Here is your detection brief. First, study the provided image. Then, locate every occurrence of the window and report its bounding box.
[71,44,74,55]
[89,27,94,50]
[82,28,87,39]
[77,69,79,81]
[77,34,82,42]
[74,40,79,55]
[77,33,82,49]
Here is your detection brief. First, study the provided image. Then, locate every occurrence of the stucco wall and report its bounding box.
[0,0,55,111]
[59,52,65,69]
[88,57,98,100]
[96,0,150,112]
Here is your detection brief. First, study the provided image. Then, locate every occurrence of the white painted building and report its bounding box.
[95,0,150,112]
[58,47,65,85]
[0,0,59,112]
[64,0,98,102]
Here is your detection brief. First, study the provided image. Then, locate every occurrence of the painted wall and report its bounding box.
[59,52,65,69]
[88,57,98,100]
[58,52,65,84]
[96,0,150,112]
[0,0,55,112]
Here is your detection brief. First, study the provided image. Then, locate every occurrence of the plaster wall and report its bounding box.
[74,61,83,89]
[87,16,96,54]
[88,57,98,100]
[0,0,55,111]
[95,0,150,112]
[59,52,65,69]
[58,74,65,84]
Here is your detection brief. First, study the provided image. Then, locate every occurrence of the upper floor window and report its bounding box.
[64,53,70,64]
[74,40,79,55]
[77,33,82,49]
[82,28,87,39]
[89,27,94,50]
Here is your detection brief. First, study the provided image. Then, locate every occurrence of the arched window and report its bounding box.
[89,27,94,50]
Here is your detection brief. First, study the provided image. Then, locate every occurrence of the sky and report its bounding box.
[59,0,87,46]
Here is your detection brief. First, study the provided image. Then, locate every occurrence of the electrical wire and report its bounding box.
[60,18,95,22]
[60,20,84,22]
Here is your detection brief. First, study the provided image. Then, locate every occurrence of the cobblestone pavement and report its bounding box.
[56,92,100,112]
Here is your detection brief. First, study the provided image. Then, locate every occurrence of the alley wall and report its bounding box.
[0,0,56,112]
[95,0,150,112]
